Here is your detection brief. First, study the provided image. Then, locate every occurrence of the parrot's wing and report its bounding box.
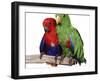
[40,36,46,53]
[72,27,86,64]
[74,28,84,46]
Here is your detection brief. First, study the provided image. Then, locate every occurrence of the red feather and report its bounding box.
[44,31,59,46]
[66,39,71,48]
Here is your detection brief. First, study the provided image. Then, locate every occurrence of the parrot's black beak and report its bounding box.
[44,27,49,32]
[56,16,61,25]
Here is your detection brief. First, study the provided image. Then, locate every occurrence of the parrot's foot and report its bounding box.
[59,55,65,64]
[40,52,45,59]
[69,57,77,65]
[46,62,57,67]
[40,54,43,59]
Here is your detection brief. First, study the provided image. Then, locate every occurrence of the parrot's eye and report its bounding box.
[53,22,55,26]
[48,22,51,27]
[49,22,51,25]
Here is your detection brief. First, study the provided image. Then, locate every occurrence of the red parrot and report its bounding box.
[40,18,62,66]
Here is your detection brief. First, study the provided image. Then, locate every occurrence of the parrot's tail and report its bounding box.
[78,58,87,65]
[72,56,86,65]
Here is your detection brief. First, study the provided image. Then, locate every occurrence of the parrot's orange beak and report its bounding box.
[56,16,61,24]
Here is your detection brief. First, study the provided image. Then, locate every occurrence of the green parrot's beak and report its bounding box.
[56,16,61,25]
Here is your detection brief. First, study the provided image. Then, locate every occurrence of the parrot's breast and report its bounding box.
[44,31,59,47]
[47,45,61,56]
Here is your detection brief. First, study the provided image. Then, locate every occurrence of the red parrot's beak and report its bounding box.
[44,27,49,32]
[56,16,61,24]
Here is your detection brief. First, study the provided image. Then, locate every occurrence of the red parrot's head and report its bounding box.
[43,18,56,32]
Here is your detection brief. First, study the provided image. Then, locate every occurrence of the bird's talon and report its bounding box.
[69,57,77,65]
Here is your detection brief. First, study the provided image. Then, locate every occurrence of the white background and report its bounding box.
[0,0,99,81]
[24,10,94,74]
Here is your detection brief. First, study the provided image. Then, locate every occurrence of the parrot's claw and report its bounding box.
[40,54,42,59]
[59,54,65,64]
[69,57,77,65]
[40,52,45,59]
[73,59,78,64]
[59,60,63,64]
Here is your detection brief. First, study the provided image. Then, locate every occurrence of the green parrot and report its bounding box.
[55,14,86,65]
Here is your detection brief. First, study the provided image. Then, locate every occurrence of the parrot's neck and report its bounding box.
[49,26,56,32]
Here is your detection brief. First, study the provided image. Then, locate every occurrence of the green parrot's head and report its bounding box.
[55,14,71,27]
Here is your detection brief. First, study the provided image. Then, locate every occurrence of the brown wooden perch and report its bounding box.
[26,55,76,65]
